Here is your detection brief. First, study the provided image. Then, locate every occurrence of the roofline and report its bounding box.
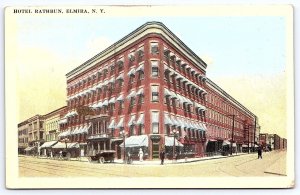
[206,78,257,119]
[43,106,67,118]
[66,21,207,79]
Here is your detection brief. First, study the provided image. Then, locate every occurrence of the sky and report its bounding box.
[13,9,288,138]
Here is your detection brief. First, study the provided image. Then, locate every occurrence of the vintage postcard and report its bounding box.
[5,5,294,188]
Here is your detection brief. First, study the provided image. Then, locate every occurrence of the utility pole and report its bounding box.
[253,117,257,152]
[231,115,235,155]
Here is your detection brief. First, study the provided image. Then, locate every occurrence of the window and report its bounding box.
[150,42,159,54]
[137,47,144,60]
[118,60,124,70]
[130,97,135,107]
[138,95,144,104]
[151,85,159,102]
[165,124,170,135]
[151,61,159,77]
[110,65,115,73]
[138,71,144,80]
[128,52,135,62]
[138,125,144,135]
[129,75,134,84]
[151,111,159,134]
[119,101,124,109]
[130,125,135,136]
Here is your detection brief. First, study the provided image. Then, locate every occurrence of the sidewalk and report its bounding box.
[19,152,250,165]
[113,152,249,166]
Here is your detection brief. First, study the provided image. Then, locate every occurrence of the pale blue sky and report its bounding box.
[18,16,285,79]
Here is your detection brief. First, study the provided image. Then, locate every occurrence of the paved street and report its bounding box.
[19,150,286,177]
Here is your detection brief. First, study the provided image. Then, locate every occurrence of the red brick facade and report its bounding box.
[59,22,258,159]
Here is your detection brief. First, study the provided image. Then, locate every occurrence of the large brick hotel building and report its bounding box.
[58,21,258,160]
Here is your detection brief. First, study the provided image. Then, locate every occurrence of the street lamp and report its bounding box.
[172,129,179,162]
[121,130,126,164]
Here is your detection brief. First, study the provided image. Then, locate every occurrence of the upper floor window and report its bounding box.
[150,42,159,55]
[151,85,159,102]
[151,111,159,134]
[137,47,144,60]
[151,61,159,77]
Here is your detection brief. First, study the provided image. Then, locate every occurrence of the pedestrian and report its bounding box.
[160,149,165,165]
[138,148,144,162]
[258,146,262,159]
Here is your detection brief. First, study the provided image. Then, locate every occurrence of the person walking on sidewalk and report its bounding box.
[258,146,263,159]
[160,149,165,165]
[138,148,144,162]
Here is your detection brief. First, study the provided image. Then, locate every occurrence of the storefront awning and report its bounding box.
[222,140,231,146]
[25,146,36,151]
[52,142,79,149]
[119,135,148,148]
[39,141,58,149]
[164,136,183,147]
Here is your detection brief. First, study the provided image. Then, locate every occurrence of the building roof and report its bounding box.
[66,21,207,80]
[206,78,257,119]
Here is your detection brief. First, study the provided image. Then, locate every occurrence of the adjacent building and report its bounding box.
[18,120,29,154]
[59,22,258,160]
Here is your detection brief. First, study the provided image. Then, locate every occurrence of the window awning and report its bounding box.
[164,113,172,125]
[71,127,80,135]
[102,99,109,106]
[164,136,183,147]
[151,112,159,123]
[136,114,144,125]
[170,116,180,126]
[96,101,103,108]
[108,77,115,84]
[39,141,58,149]
[108,119,115,129]
[128,115,136,126]
[96,83,103,89]
[58,118,68,125]
[116,117,124,128]
[127,68,136,76]
[79,124,91,134]
[136,88,144,96]
[119,135,148,148]
[116,73,124,81]
[136,64,144,72]
[116,94,124,102]
[58,129,71,137]
[103,80,108,86]
[178,118,186,128]
[170,91,178,99]
[109,97,116,104]
[164,88,172,97]
[127,90,136,99]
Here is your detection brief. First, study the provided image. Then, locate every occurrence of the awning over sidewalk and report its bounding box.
[24,146,36,151]
[164,136,183,147]
[119,135,148,148]
[39,141,58,149]
[52,142,79,149]
[222,140,231,146]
